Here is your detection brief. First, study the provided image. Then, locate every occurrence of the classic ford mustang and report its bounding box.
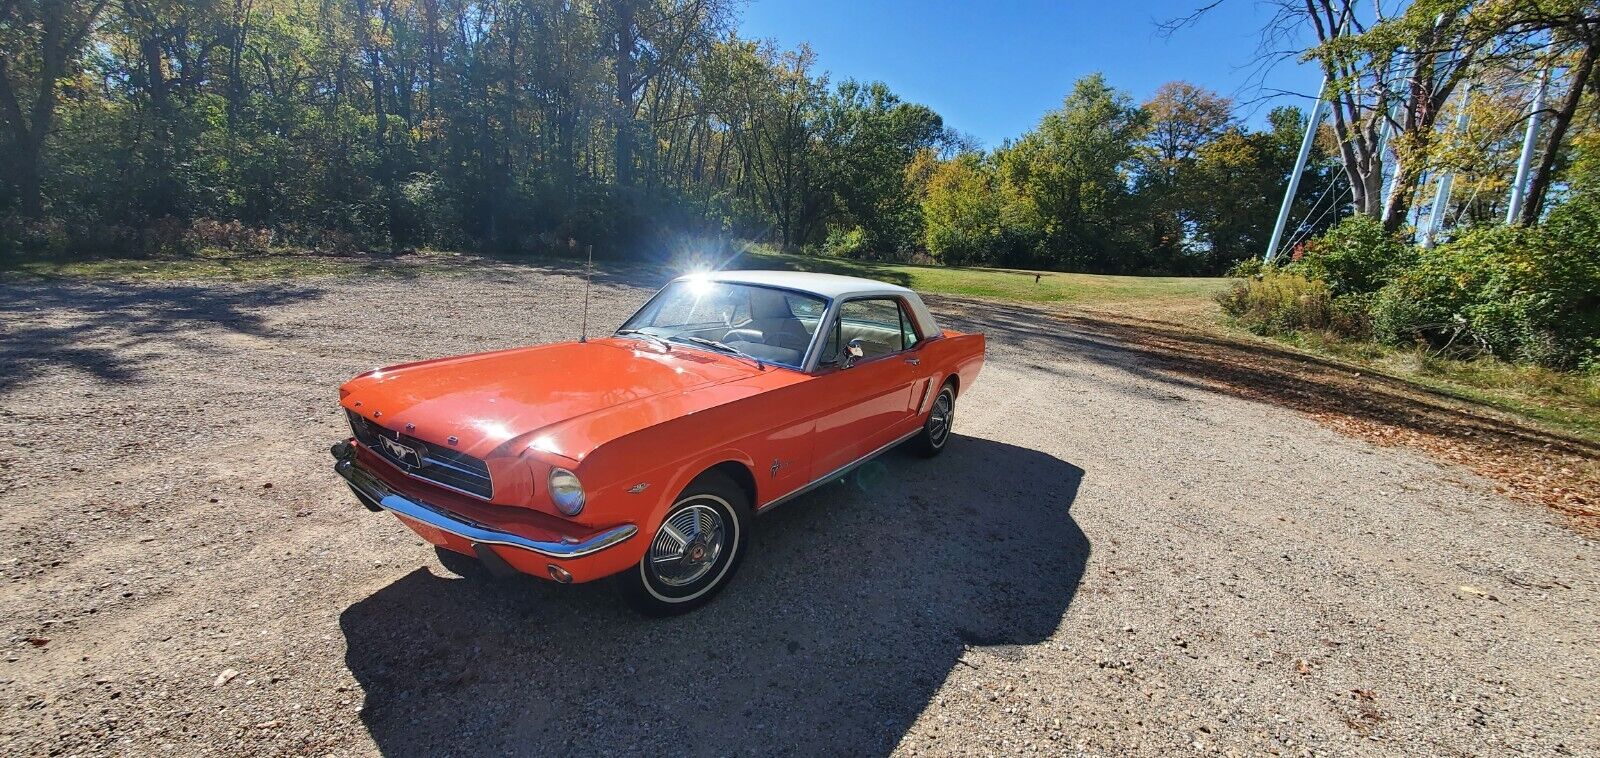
[331,270,985,614]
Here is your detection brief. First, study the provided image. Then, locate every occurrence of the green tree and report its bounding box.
[0,0,112,217]
[1187,106,1344,271]
[823,79,943,258]
[921,152,1010,265]
[998,73,1147,272]
[1133,81,1233,271]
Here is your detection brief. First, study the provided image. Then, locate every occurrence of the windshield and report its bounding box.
[618,280,828,370]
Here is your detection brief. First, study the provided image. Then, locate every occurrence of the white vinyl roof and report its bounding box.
[688,269,914,300]
[682,269,940,339]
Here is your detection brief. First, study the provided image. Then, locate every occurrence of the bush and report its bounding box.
[824,225,869,258]
[1219,267,1371,338]
[1372,213,1600,369]
[1225,257,1266,279]
[1290,215,1415,296]
[184,218,274,253]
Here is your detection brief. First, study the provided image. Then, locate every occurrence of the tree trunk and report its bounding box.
[15,131,45,217]
[1522,34,1598,226]
[355,0,399,250]
[0,0,110,218]
[613,0,636,187]
[1381,160,1422,234]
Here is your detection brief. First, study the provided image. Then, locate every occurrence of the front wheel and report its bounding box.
[911,382,956,458]
[616,470,750,616]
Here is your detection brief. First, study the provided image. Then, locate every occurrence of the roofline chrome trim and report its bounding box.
[335,458,637,559]
[755,427,922,514]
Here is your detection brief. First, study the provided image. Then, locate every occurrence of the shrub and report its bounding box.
[1372,215,1600,369]
[1218,269,1335,335]
[1290,215,1415,296]
[140,216,189,256]
[824,225,869,257]
[184,218,274,253]
[1225,257,1266,279]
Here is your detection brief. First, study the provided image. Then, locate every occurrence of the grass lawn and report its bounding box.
[1262,330,1600,445]
[729,248,1230,306]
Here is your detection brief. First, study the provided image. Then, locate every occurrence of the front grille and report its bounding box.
[347,409,494,499]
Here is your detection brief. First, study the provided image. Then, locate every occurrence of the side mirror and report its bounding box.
[843,338,866,368]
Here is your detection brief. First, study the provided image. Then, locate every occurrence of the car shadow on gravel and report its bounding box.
[339,436,1088,756]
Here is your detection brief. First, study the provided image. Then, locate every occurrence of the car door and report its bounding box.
[806,297,927,477]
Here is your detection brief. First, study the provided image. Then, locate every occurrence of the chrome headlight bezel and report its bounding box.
[547,467,586,516]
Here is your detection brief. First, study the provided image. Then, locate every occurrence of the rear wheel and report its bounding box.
[911,382,956,458]
[616,470,750,616]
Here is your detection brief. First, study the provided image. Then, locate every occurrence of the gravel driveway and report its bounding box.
[1,262,1595,756]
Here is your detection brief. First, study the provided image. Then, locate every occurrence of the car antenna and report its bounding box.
[579,244,592,343]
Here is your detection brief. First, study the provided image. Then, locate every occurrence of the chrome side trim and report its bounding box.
[335,459,637,559]
[756,427,922,514]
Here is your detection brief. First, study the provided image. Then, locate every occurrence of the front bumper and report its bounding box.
[333,444,638,579]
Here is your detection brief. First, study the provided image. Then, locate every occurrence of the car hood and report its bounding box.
[339,338,758,460]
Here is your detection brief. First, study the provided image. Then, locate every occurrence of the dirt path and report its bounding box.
[1,265,1595,756]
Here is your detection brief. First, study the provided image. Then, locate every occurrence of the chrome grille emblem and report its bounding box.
[378,435,424,468]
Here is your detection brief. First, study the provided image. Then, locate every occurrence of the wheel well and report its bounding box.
[944,374,960,397]
[703,460,757,508]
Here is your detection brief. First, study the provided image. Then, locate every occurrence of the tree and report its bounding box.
[823,79,944,257]
[700,38,830,248]
[1134,81,1234,270]
[1188,106,1344,270]
[1521,13,1600,224]
[998,74,1147,272]
[0,0,113,216]
[921,152,1008,265]
[1144,81,1233,168]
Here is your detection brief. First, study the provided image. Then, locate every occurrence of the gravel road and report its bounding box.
[1,262,1596,756]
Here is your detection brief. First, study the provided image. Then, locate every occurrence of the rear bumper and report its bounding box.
[333,444,638,581]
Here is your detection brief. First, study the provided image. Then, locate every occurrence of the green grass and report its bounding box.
[1255,328,1600,444]
[2,255,363,281]
[0,248,475,282]
[727,247,1229,305]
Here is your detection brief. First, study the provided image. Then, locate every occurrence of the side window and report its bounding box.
[899,304,921,349]
[838,298,915,360]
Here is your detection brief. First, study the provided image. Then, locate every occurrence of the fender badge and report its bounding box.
[627,483,650,494]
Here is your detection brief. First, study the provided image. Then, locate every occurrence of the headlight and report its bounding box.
[548,468,586,516]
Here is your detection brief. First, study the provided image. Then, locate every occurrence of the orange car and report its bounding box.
[331,271,985,614]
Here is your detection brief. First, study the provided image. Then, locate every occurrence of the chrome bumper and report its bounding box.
[333,456,637,559]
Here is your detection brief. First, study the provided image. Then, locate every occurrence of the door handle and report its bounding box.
[904,357,921,366]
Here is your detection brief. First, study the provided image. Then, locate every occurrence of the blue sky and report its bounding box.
[737,0,1325,148]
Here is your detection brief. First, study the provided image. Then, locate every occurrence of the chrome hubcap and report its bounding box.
[929,393,953,445]
[648,503,726,587]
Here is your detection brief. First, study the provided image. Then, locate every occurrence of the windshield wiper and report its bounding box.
[670,335,766,369]
[615,329,672,351]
